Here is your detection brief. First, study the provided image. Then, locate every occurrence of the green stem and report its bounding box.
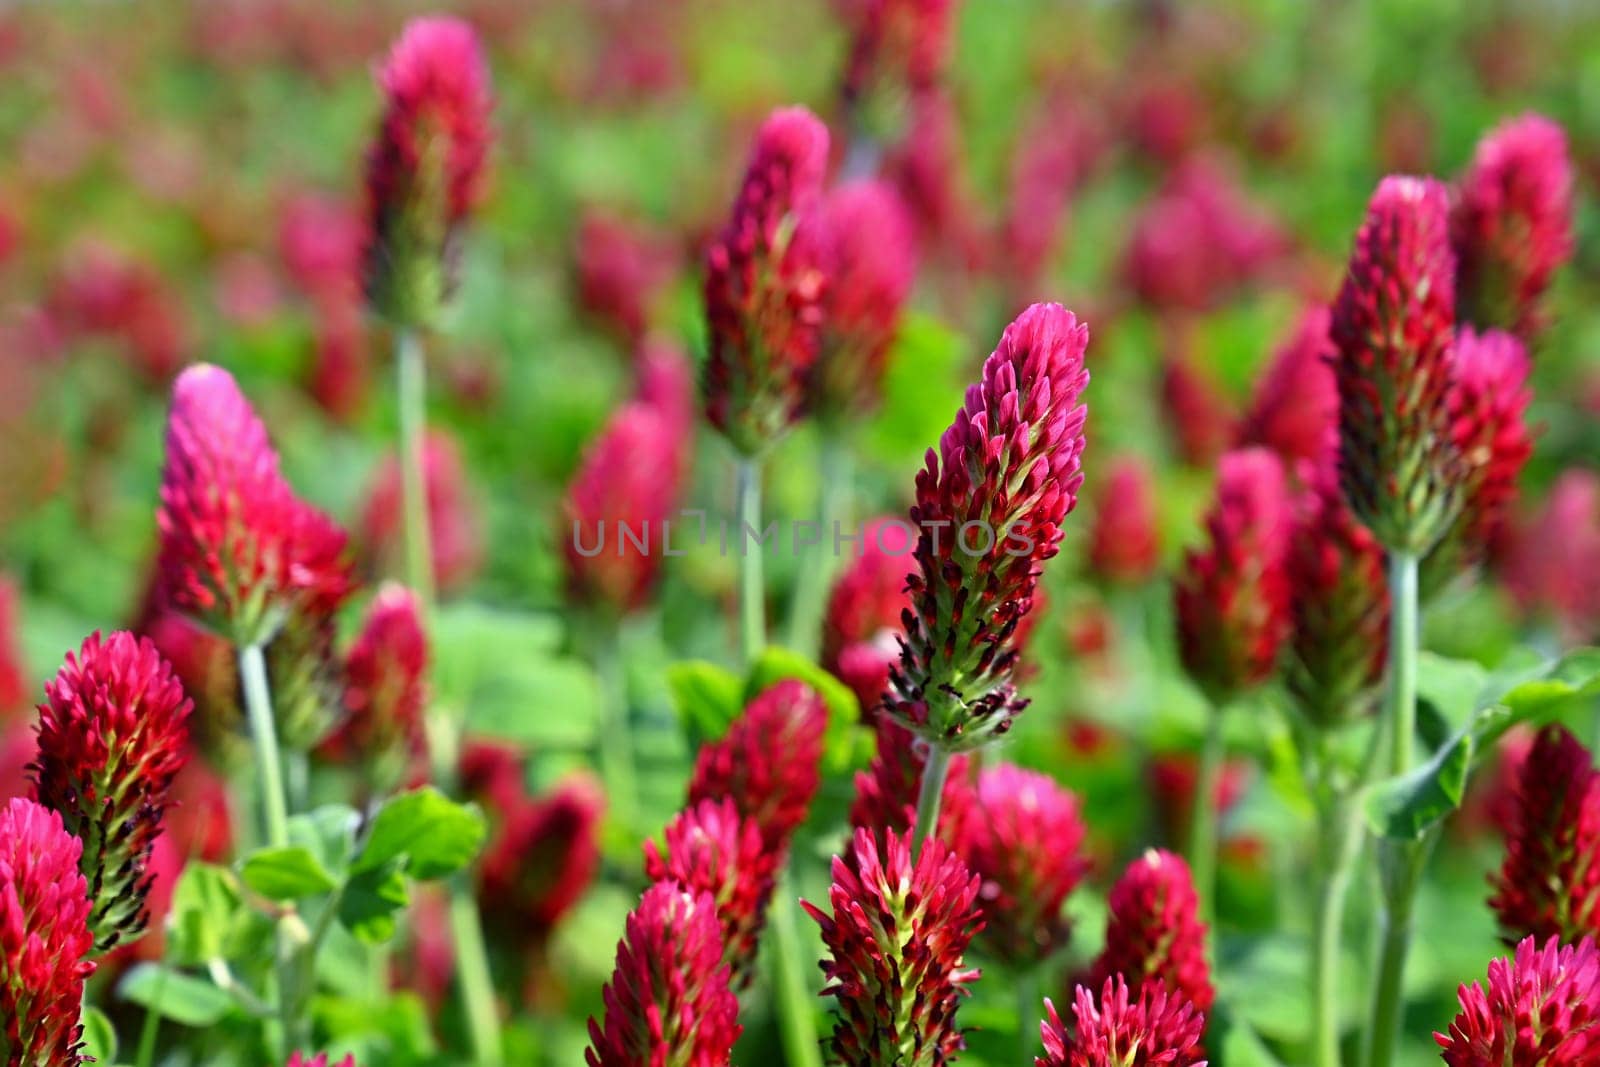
[593,622,639,837]
[913,746,954,851]
[785,437,850,659]
[1188,704,1224,924]
[1364,897,1413,1067]
[736,457,765,669]
[1017,968,1041,1064]
[133,964,167,1067]
[767,880,823,1067]
[450,878,504,1067]
[1311,794,1360,1067]
[1386,552,1418,776]
[397,327,435,611]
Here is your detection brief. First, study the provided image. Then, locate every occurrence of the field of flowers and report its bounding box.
[2,1,1600,1065]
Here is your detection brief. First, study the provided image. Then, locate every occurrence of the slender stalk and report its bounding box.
[1364,897,1413,1067]
[1016,968,1041,1065]
[1188,703,1224,924]
[133,964,167,1067]
[396,327,435,611]
[785,437,850,659]
[449,883,504,1067]
[1310,793,1360,1067]
[1386,552,1418,776]
[593,621,639,836]
[736,457,765,668]
[767,880,823,1067]
[913,746,954,851]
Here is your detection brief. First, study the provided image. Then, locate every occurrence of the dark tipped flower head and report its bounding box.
[823,517,916,715]
[702,107,830,454]
[363,16,492,326]
[1091,850,1214,1016]
[0,797,97,1066]
[585,882,741,1067]
[30,632,190,954]
[643,797,777,991]
[1037,977,1208,1067]
[156,364,354,647]
[1488,724,1600,945]
[837,0,955,107]
[324,584,429,787]
[479,775,603,942]
[803,828,983,1066]
[1330,175,1462,555]
[1238,307,1338,469]
[1173,448,1291,704]
[1436,935,1600,1067]
[944,763,1089,966]
[1451,114,1575,341]
[1087,455,1161,587]
[890,303,1089,750]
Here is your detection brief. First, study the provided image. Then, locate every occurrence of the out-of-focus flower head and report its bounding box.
[1488,724,1600,946]
[889,303,1089,751]
[823,517,915,715]
[479,774,603,943]
[836,0,955,108]
[360,429,484,597]
[1036,976,1207,1067]
[1284,448,1389,728]
[322,584,429,788]
[1238,307,1338,470]
[1505,469,1600,644]
[362,16,493,327]
[803,827,982,1064]
[687,680,827,852]
[30,632,190,954]
[279,192,364,303]
[156,364,354,648]
[562,401,689,615]
[47,242,190,385]
[140,609,238,762]
[0,797,97,1066]
[1450,113,1574,341]
[306,302,371,423]
[944,762,1089,966]
[1330,175,1462,555]
[585,882,741,1067]
[1087,455,1161,586]
[632,340,696,447]
[1160,347,1238,469]
[997,95,1106,304]
[573,208,677,344]
[801,179,916,420]
[1146,751,1252,852]
[1435,935,1600,1067]
[286,1054,357,1067]
[643,796,776,991]
[0,575,26,718]
[1090,849,1214,1016]
[882,88,985,270]
[702,106,830,455]
[1173,448,1291,704]
[458,737,527,818]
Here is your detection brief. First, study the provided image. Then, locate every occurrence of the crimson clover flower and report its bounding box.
[1435,935,1600,1066]
[1037,975,1208,1067]
[322,583,429,786]
[1086,455,1161,587]
[1237,306,1338,470]
[823,517,916,716]
[1090,850,1214,1017]
[360,429,484,597]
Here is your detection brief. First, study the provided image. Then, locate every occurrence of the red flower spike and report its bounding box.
[1238,307,1339,470]
[1037,977,1208,1067]
[1090,850,1214,1016]
[686,680,827,852]
[1173,448,1291,704]
[1330,175,1463,555]
[1435,935,1600,1067]
[803,827,983,1065]
[1145,753,1252,853]
[286,1055,357,1067]
[0,797,97,1066]
[0,575,26,718]
[323,583,429,786]
[1506,469,1600,644]
[1451,114,1575,341]
[30,632,190,954]
[562,401,689,615]
[574,209,676,344]
[847,716,970,839]
[362,16,492,326]
[643,797,777,991]
[156,364,354,647]
[702,107,830,454]
[823,517,916,715]
[1488,724,1600,945]
[585,882,741,1067]
[802,179,916,420]
[837,0,955,107]
[479,775,603,941]
[884,88,985,269]
[1087,455,1161,587]
[944,763,1089,966]
[889,302,1090,751]
[1284,449,1390,727]
[1160,350,1237,469]
[361,428,484,597]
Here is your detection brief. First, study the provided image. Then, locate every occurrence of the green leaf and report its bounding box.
[1364,730,1475,841]
[1415,652,1489,735]
[166,863,244,966]
[80,1006,116,1064]
[338,863,410,944]
[667,660,743,744]
[745,645,865,772]
[118,964,237,1027]
[288,804,361,877]
[240,845,339,901]
[354,786,487,880]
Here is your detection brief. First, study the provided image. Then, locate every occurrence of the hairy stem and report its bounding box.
[1386,552,1418,776]
[736,457,765,668]
[913,746,953,852]
[1188,704,1225,924]
[397,327,435,611]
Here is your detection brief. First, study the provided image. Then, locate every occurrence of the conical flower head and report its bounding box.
[479,775,603,940]
[1087,455,1161,587]
[823,517,916,716]
[1037,977,1208,1067]
[585,882,741,1067]
[156,364,353,648]
[1451,113,1575,341]
[802,179,916,419]
[1173,448,1291,704]
[838,0,955,107]
[889,302,1090,750]
[324,584,428,788]
[686,679,827,852]
[1488,724,1600,945]
[643,797,777,992]
[1435,935,1600,1066]
[1330,175,1462,555]
[0,577,24,719]
[1090,850,1214,1016]
[944,763,1089,966]
[0,797,96,1066]
[30,632,190,954]
[362,16,493,326]
[1237,306,1338,469]
[1506,469,1600,644]
[803,828,983,1066]
[1284,449,1389,728]
[702,106,830,454]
